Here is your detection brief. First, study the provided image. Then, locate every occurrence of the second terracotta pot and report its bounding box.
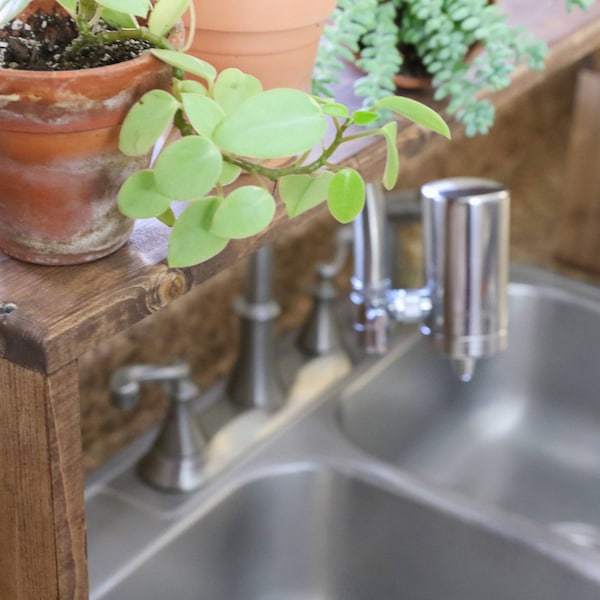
[189,0,336,91]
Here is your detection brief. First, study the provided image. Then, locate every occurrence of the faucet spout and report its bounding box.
[351,183,392,354]
[421,178,510,374]
[351,178,510,379]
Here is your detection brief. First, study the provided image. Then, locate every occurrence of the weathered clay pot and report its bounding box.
[188,0,336,91]
[0,6,173,265]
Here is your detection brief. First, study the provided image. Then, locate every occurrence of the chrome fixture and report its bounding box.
[351,178,510,381]
[297,225,353,357]
[110,361,209,492]
[226,244,285,412]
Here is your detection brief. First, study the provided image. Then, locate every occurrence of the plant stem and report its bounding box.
[77,0,98,23]
[224,119,356,181]
[174,110,194,136]
[77,27,178,51]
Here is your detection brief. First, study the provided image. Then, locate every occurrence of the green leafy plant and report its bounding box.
[1,1,450,269]
[117,50,450,267]
[314,0,596,136]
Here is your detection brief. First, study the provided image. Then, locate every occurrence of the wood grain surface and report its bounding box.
[0,360,87,600]
[555,66,600,272]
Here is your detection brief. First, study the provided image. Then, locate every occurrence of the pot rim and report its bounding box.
[0,47,158,79]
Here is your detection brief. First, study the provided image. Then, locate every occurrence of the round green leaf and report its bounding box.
[174,79,208,97]
[213,89,327,159]
[148,0,189,37]
[320,103,350,119]
[58,0,77,13]
[280,172,334,218]
[374,96,451,139]
[151,49,217,84]
[118,170,172,218]
[381,121,399,191]
[119,90,180,157]
[101,7,137,28]
[210,187,276,239]
[153,137,222,201]
[214,68,263,115]
[218,162,242,186]
[327,169,366,224]
[352,110,380,126]
[182,93,226,139]
[168,198,229,267]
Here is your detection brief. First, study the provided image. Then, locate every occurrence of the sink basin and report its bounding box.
[96,467,600,600]
[88,264,600,599]
[339,264,600,538]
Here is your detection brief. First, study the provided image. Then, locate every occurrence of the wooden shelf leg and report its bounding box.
[0,359,88,599]
[554,66,600,273]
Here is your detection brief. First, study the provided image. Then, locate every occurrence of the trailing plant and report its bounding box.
[314,0,596,136]
[117,51,450,267]
[1,0,451,268]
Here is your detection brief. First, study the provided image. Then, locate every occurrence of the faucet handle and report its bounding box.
[110,362,208,492]
[110,361,191,410]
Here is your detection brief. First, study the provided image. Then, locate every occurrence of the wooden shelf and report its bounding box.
[1,2,600,598]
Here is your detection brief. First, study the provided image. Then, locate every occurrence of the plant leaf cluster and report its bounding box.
[1,1,451,269]
[314,0,596,136]
[118,50,450,267]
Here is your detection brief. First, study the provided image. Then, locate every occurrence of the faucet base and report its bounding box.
[138,451,206,493]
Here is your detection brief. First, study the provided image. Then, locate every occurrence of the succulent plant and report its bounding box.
[314,0,595,136]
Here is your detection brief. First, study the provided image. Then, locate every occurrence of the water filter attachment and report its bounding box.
[421,178,510,381]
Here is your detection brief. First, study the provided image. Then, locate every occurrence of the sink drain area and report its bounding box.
[551,522,600,552]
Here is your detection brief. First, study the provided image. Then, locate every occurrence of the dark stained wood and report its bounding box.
[0,3,599,599]
[0,360,88,600]
[0,202,329,374]
[555,67,600,272]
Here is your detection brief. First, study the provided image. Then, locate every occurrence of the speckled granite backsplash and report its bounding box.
[79,63,600,474]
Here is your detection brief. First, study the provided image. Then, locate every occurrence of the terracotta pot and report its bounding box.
[188,0,336,91]
[0,4,174,265]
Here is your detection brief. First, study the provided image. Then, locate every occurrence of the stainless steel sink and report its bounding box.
[87,263,600,599]
[339,263,600,542]
[94,466,600,600]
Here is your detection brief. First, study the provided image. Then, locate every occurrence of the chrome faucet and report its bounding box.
[351,178,510,381]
